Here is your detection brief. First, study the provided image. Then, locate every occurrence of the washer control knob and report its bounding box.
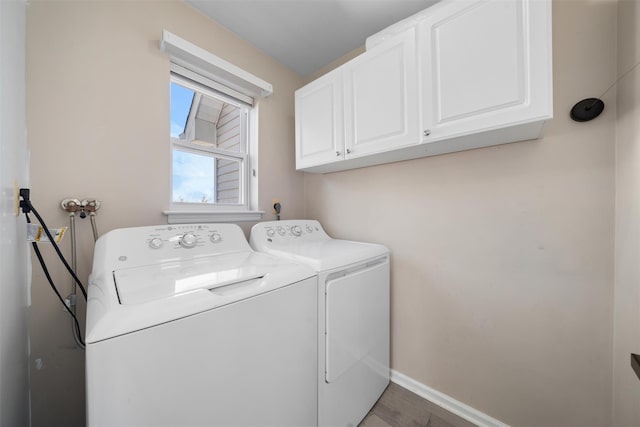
[179,233,197,248]
[210,233,222,243]
[277,227,286,236]
[306,225,314,233]
[149,237,163,249]
[266,229,275,237]
[291,225,302,236]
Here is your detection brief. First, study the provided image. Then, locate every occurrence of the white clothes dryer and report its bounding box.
[86,223,318,427]
[250,220,390,427]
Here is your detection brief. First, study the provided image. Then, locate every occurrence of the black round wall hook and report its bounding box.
[570,98,605,122]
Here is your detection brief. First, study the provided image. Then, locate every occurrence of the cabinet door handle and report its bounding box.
[346,149,352,154]
[336,151,341,156]
[423,129,431,137]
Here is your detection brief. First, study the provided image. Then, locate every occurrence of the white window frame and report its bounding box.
[160,30,271,223]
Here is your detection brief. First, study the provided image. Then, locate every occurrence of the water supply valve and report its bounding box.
[82,199,101,213]
[61,198,101,218]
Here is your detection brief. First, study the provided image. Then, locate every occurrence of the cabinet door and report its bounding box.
[344,28,419,159]
[420,0,552,142]
[295,68,344,170]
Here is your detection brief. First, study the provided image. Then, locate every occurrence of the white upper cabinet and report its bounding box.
[295,68,343,170]
[419,0,553,144]
[295,28,418,172]
[296,0,553,173]
[344,28,419,159]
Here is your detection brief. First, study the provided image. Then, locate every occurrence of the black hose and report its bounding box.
[26,214,85,346]
[25,201,88,300]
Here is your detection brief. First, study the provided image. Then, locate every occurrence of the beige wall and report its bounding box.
[26,1,304,426]
[613,0,640,426]
[304,1,617,426]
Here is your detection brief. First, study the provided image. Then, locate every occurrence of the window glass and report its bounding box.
[213,156,242,204]
[170,78,247,206]
[172,149,215,203]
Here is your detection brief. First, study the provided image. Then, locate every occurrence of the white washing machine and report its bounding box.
[250,220,390,427]
[86,223,318,427]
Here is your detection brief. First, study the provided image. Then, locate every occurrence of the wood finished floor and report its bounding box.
[358,383,477,427]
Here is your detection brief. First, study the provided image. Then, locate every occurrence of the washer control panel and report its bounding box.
[144,224,229,251]
[94,223,252,272]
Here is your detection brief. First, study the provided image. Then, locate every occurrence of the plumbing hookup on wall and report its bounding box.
[21,191,103,350]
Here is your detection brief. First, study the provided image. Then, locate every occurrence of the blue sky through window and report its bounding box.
[172,150,215,203]
[170,82,194,138]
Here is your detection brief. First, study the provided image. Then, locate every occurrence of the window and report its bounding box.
[160,30,272,223]
[170,73,248,206]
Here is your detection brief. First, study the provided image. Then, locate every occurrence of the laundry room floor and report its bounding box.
[359,382,477,427]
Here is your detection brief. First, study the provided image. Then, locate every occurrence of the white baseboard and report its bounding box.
[390,370,510,427]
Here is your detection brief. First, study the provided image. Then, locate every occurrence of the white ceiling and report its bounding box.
[186,0,438,77]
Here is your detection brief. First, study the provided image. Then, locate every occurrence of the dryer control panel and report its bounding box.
[251,220,329,244]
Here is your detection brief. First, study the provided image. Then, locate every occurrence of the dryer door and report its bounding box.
[325,258,389,383]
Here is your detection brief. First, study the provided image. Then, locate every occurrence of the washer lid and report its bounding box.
[114,251,264,305]
[86,251,316,343]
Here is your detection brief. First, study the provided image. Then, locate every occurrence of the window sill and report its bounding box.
[163,210,264,224]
